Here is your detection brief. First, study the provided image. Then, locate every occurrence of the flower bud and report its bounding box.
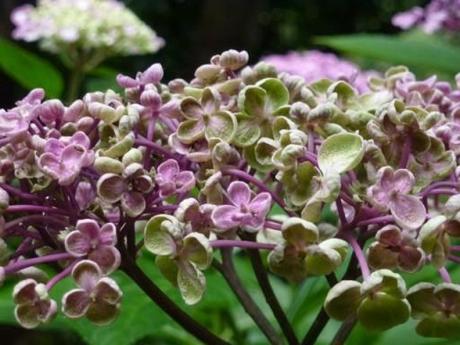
[219,49,249,70]
[94,156,124,174]
[141,63,164,85]
[116,74,138,88]
[194,64,221,82]
[122,148,143,166]
[36,100,65,124]
[168,78,187,93]
[140,89,161,109]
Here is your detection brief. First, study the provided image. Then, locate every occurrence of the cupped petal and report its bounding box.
[13,279,37,305]
[76,219,100,240]
[71,260,102,291]
[390,194,426,230]
[96,174,126,203]
[94,277,122,305]
[61,289,91,319]
[249,192,272,219]
[177,119,205,144]
[228,181,252,207]
[86,300,120,326]
[183,233,212,270]
[175,171,196,194]
[204,110,237,142]
[324,280,362,321]
[88,246,121,275]
[180,97,204,120]
[64,231,91,257]
[15,304,41,329]
[156,159,180,180]
[177,261,206,305]
[99,223,117,246]
[144,215,179,256]
[121,191,146,218]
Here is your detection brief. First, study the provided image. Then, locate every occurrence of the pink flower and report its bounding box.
[38,131,94,186]
[211,181,272,231]
[368,167,426,230]
[155,159,196,197]
[62,260,122,325]
[64,219,120,274]
[13,279,57,329]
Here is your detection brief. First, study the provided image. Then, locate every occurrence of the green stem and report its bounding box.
[66,65,84,102]
[216,249,283,345]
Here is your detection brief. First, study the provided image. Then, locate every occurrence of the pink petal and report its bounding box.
[249,192,272,219]
[211,205,241,230]
[62,289,90,318]
[392,169,415,194]
[13,279,37,305]
[64,231,91,257]
[157,159,180,180]
[390,194,426,230]
[121,191,146,217]
[76,219,100,240]
[70,131,90,149]
[228,181,252,207]
[176,171,196,194]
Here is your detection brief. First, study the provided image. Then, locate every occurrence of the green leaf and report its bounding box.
[318,132,364,174]
[0,38,63,97]
[315,34,460,75]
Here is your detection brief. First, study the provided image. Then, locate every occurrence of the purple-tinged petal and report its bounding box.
[76,219,100,241]
[367,184,390,209]
[75,181,96,210]
[13,279,37,305]
[175,171,196,194]
[392,169,415,194]
[227,181,252,207]
[88,246,121,275]
[71,260,102,291]
[69,131,91,149]
[99,223,117,246]
[376,225,402,246]
[15,304,41,329]
[249,192,272,219]
[390,194,426,230]
[96,174,126,203]
[157,159,180,181]
[93,277,122,305]
[61,289,91,319]
[64,231,91,257]
[121,191,146,217]
[211,205,241,230]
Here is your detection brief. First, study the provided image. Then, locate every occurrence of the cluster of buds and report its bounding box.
[3,48,460,342]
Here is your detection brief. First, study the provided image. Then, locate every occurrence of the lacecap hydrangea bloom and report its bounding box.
[262,50,378,93]
[3,49,460,344]
[11,0,163,60]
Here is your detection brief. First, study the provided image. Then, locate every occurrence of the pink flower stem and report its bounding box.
[46,260,78,290]
[264,220,282,230]
[448,254,460,263]
[0,183,42,201]
[335,197,348,227]
[4,215,68,231]
[450,246,460,252]
[144,111,158,169]
[420,181,459,196]
[344,233,370,279]
[4,252,73,275]
[356,215,394,227]
[424,188,458,197]
[6,205,71,216]
[210,240,275,250]
[221,167,296,217]
[438,267,452,283]
[399,137,412,169]
[135,136,177,159]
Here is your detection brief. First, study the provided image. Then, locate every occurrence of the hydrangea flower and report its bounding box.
[11,0,163,58]
[407,282,460,338]
[13,279,57,329]
[393,0,460,34]
[367,224,425,272]
[175,198,216,236]
[368,166,426,229]
[144,215,212,305]
[155,159,196,198]
[325,270,411,331]
[211,181,272,231]
[62,260,122,325]
[38,131,95,186]
[64,219,120,274]
[263,50,377,93]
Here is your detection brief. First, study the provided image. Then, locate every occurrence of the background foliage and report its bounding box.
[3,0,455,344]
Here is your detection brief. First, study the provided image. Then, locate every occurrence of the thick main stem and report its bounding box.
[122,257,230,345]
[241,234,299,345]
[218,249,283,345]
[301,307,329,345]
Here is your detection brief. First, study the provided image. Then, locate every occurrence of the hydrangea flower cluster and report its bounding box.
[393,0,460,34]
[262,50,378,93]
[11,0,163,65]
[3,49,460,344]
